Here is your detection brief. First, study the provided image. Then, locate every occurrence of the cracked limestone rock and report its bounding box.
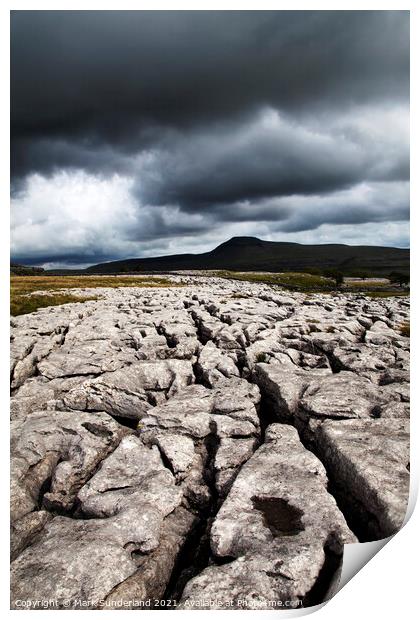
[314,418,410,539]
[10,435,184,609]
[179,424,356,609]
[63,359,194,419]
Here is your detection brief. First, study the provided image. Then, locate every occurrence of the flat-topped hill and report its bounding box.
[86,236,409,275]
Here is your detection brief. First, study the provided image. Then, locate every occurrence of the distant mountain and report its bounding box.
[86,236,409,276]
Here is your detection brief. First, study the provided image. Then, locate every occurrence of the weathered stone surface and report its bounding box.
[37,339,138,379]
[211,424,355,557]
[330,343,396,375]
[63,359,194,420]
[253,363,329,419]
[11,375,94,420]
[314,419,410,539]
[196,341,239,386]
[10,510,52,561]
[154,433,196,478]
[214,437,258,495]
[11,410,126,523]
[139,378,261,508]
[102,507,197,609]
[300,371,398,420]
[10,435,185,609]
[9,276,410,608]
[179,424,356,609]
[11,332,65,389]
[77,435,182,520]
[139,378,260,441]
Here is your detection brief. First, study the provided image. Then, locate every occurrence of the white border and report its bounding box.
[1,3,417,619]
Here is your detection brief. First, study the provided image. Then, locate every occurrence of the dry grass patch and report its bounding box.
[11,275,177,295]
[11,293,99,316]
[219,271,334,292]
[364,291,410,298]
[10,275,180,316]
[399,322,410,337]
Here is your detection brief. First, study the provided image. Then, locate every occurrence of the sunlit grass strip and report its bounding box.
[11,293,99,316]
[345,280,390,288]
[217,270,334,291]
[11,275,179,295]
[363,291,410,298]
[10,274,181,316]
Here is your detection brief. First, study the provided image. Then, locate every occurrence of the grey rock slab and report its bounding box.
[10,334,36,375]
[178,544,327,610]
[64,359,194,420]
[314,418,409,539]
[37,340,138,379]
[179,423,355,610]
[139,384,213,439]
[285,348,330,370]
[253,363,330,419]
[10,507,158,608]
[78,435,182,519]
[379,402,410,418]
[11,436,184,608]
[301,371,399,420]
[215,325,247,350]
[214,437,258,496]
[308,332,360,354]
[196,341,239,386]
[11,375,94,420]
[330,344,396,374]
[154,433,196,477]
[102,507,197,608]
[10,409,126,523]
[211,423,355,559]
[245,332,290,367]
[11,332,65,389]
[11,510,53,561]
[140,379,260,441]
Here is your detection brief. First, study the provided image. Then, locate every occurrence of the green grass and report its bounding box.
[11,275,177,295]
[11,293,99,316]
[345,280,390,288]
[218,271,334,292]
[363,291,410,298]
[10,275,180,316]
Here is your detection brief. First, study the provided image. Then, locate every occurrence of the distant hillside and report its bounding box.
[86,237,409,276]
[11,263,45,276]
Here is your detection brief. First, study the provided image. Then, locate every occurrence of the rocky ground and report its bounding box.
[10,276,410,610]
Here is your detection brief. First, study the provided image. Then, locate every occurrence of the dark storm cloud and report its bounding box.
[11,10,409,177]
[10,10,410,265]
[134,108,409,210]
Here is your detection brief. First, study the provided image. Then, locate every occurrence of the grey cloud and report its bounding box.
[10,11,410,266]
[134,107,409,210]
[11,10,409,177]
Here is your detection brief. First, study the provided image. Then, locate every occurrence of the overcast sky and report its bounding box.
[11,10,409,268]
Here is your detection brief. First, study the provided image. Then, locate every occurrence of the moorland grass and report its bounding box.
[218,271,334,291]
[10,275,180,316]
[364,291,410,298]
[217,270,411,297]
[11,293,99,317]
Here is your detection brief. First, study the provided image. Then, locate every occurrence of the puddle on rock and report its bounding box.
[252,496,305,537]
